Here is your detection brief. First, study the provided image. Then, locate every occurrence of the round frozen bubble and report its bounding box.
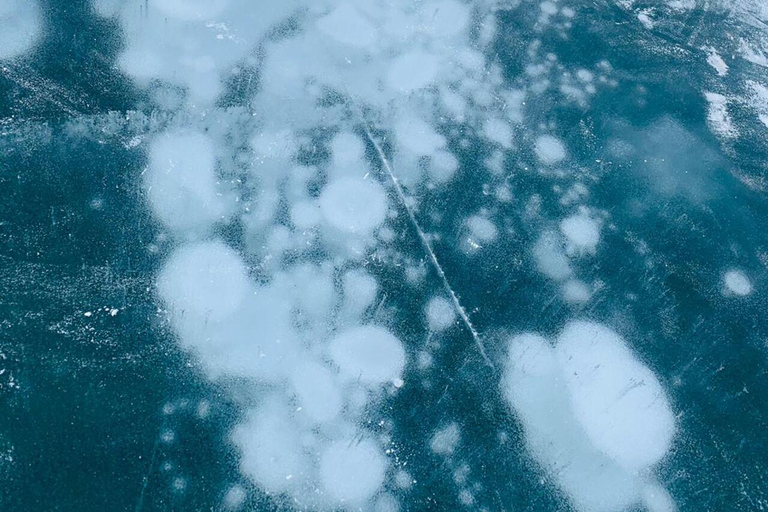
[425,297,456,331]
[532,231,573,281]
[560,213,601,256]
[534,134,567,165]
[153,0,227,21]
[289,360,342,423]
[317,4,377,49]
[466,215,498,243]
[319,438,386,503]
[387,50,439,93]
[145,131,227,234]
[0,1,42,60]
[562,279,592,304]
[329,326,406,385]
[157,241,249,322]
[232,399,308,495]
[723,269,752,296]
[395,116,446,156]
[555,321,676,471]
[331,131,366,169]
[319,177,388,235]
[429,150,459,183]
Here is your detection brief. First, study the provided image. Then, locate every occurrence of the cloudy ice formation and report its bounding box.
[96,0,696,508]
[0,1,42,60]
[502,321,677,512]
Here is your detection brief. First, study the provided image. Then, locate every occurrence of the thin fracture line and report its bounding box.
[361,124,495,369]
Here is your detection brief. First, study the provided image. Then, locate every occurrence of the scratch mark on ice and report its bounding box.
[360,122,495,369]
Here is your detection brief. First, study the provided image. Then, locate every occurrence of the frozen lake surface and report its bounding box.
[1,1,768,511]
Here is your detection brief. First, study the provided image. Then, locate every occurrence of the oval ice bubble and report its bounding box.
[555,321,676,471]
[232,398,308,495]
[0,1,42,61]
[156,241,249,322]
[319,177,388,235]
[328,326,406,385]
[289,360,342,423]
[560,213,601,256]
[723,269,752,296]
[145,131,228,234]
[319,438,386,503]
[425,296,456,332]
[387,50,440,93]
[534,134,567,165]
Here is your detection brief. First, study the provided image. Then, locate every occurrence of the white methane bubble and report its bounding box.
[319,177,389,236]
[723,268,753,296]
[0,1,42,60]
[502,322,677,512]
[533,231,573,281]
[534,134,567,165]
[559,212,602,256]
[425,296,457,332]
[145,131,231,236]
[328,326,407,386]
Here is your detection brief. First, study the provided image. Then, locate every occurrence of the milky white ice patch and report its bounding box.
[534,134,567,165]
[483,118,514,149]
[317,4,378,49]
[723,269,753,296]
[110,0,301,104]
[329,326,406,385]
[319,177,388,235]
[425,296,456,332]
[466,215,498,245]
[704,92,737,139]
[704,47,728,76]
[319,439,386,503]
[290,360,343,423]
[387,50,440,93]
[430,422,461,456]
[153,0,228,20]
[330,132,367,173]
[419,0,471,38]
[562,279,592,304]
[503,324,677,511]
[232,398,309,495]
[556,321,676,471]
[0,1,42,60]
[395,116,446,156]
[145,131,230,235]
[502,333,644,512]
[532,231,572,281]
[157,241,248,321]
[559,212,601,256]
[642,482,678,512]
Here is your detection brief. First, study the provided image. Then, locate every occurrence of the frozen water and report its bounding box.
[7,1,768,511]
[560,212,601,256]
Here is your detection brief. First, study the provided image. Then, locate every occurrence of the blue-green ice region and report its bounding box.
[1,0,768,511]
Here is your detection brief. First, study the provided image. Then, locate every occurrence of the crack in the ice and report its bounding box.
[360,121,495,369]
